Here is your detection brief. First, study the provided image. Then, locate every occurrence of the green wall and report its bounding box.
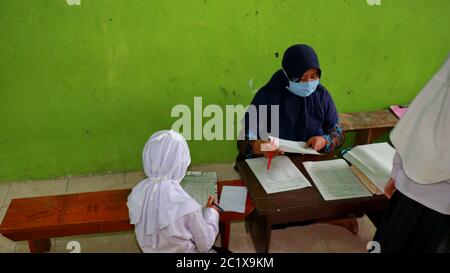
[1,0,449,182]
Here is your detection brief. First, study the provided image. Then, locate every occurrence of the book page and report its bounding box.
[260,136,321,155]
[245,156,312,194]
[303,159,372,201]
[343,142,395,192]
[351,165,383,195]
[180,172,217,206]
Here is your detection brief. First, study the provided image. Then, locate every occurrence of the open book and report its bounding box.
[181,172,217,206]
[260,136,321,155]
[350,165,383,195]
[343,142,396,194]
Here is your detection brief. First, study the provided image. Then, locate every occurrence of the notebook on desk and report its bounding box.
[181,172,217,206]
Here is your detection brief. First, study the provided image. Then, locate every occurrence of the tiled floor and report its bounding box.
[0,163,377,253]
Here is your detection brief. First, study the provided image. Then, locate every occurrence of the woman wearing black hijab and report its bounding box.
[237,44,358,234]
[237,44,344,159]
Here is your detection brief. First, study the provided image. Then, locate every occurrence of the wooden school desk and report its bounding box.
[235,153,389,253]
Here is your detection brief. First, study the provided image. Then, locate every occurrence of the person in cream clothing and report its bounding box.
[375,55,450,253]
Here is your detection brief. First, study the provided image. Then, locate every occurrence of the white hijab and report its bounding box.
[390,55,450,184]
[127,130,201,238]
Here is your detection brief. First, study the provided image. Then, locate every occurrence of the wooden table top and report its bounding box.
[236,153,388,218]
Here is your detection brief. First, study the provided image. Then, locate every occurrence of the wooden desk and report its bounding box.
[339,110,399,145]
[236,153,389,253]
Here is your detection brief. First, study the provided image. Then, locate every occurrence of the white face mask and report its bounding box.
[283,69,319,97]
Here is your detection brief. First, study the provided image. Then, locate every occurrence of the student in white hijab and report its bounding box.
[127,130,220,253]
[374,55,450,253]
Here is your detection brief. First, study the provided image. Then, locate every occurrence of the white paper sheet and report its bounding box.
[303,159,372,201]
[260,136,321,155]
[245,156,312,194]
[219,186,247,213]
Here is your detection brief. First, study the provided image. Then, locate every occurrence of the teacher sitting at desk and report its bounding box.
[237,44,358,234]
[237,44,344,159]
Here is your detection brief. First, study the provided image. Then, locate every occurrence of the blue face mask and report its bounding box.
[283,69,319,97]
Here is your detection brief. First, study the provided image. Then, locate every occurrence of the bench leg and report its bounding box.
[28,239,51,253]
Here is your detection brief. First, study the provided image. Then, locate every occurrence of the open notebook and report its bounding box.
[180,172,217,206]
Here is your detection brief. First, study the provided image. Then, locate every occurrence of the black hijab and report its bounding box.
[245,44,339,142]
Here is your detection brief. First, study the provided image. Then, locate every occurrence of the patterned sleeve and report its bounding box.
[322,120,345,153]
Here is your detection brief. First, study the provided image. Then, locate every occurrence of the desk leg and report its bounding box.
[28,239,51,253]
[247,211,271,253]
[219,221,231,250]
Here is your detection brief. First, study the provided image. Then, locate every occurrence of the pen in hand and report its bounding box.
[267,151,273,171]
[212,201,225,213]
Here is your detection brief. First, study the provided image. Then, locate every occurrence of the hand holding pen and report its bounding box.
[252,139,284,159]
[206,195,224,213]
[267,151,273,171]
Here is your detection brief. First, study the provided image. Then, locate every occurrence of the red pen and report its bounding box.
[267,151,273,171]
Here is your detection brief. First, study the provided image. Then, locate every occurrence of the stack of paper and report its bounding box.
[303,159,372,201]
[343,142,396,194]
[245,156,312,194]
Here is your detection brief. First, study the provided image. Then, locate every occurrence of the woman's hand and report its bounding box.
[384,178,396,199]
[305,136,327,152]
[252,140,284,158]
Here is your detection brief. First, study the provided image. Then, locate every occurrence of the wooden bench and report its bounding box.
[0,180,254,253]
[0,189,132,252]
[339,109,399,145]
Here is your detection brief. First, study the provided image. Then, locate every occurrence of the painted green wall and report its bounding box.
[1,0,449,182]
